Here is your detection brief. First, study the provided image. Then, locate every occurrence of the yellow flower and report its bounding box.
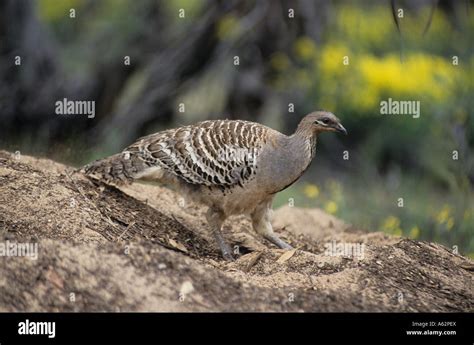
[39,0,81,21]
[303,184,319,199]
[325,201,338,214]
[358,54,456,103]
[319,43,350,75]
[446,217,454,231]
[381,216,400,231]
[294,37,317,61]
[436,205,451,224]
[409,226,421,239]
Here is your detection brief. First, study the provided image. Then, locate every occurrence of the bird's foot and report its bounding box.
[213,231,235,261]
[219,242,235,261]
[222,250,235,261]
[264,233,293,250]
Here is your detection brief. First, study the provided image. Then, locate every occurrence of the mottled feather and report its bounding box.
[101,120,270,189]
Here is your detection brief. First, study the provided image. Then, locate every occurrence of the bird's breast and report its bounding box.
[256,137,315,194]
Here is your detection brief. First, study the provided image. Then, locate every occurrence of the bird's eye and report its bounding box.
[314,118,330,126]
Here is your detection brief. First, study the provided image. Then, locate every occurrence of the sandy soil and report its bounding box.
[0,150,473,312]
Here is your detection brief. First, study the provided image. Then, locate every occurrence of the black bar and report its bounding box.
[0,313,472,345]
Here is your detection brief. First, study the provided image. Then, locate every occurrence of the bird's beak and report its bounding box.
[336,123,347,135]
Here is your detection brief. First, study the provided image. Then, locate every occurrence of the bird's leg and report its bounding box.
[206,208,234,261]
[251,198,293,250]
[264,232,293,250]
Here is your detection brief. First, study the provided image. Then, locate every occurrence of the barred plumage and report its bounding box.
[128,120,267,189]
[82,111,347,260]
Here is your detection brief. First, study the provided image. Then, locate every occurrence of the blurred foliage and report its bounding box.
[38,0,82,21]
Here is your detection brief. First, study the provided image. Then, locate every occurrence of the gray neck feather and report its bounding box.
[262,131,317,194]
[288,131,317,167]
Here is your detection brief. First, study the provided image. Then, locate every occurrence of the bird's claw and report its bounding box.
[222,250,235,261]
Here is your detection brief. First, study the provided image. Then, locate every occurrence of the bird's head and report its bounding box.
[297,111,347,136]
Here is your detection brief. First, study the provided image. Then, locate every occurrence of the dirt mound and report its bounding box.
[0,150,473,312]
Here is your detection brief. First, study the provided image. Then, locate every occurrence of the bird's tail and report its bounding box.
[80,152,149,184]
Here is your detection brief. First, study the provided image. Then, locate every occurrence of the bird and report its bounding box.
[82,111,347,260]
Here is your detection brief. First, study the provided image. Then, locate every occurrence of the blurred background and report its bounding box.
[0,0,473,256]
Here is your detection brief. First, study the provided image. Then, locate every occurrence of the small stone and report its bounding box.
[180,281,194,296]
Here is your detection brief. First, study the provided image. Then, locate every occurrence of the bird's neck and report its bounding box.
[280,131,318,181]
[290,130,318,163]
[261,131,317,194]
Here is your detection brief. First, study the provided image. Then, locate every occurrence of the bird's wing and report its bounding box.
[125,120,269,189]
